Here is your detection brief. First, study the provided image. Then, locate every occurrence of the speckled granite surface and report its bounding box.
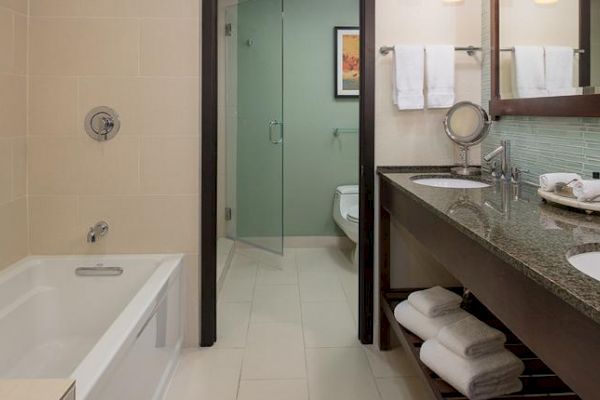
[378,167,600,326]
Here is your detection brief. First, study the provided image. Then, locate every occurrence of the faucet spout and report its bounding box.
[87,221,109,244]
[483,140,510,180]
[483,146,504,163]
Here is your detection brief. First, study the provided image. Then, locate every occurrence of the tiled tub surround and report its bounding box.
[0,255,183,400]
[379,168,600,325]
[480,1,600,186]
[24,0,200,345]
[0,0,28,270]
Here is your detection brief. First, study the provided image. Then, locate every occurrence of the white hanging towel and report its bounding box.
[513,46,547,98]
[392,45,425,110]
[425,45,455,108]
[545,46,576,97]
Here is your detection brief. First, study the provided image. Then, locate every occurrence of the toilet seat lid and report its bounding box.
[336,185,359,195]
[347,206,359,223]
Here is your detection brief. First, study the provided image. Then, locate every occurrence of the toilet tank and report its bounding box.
[335,185,359,211]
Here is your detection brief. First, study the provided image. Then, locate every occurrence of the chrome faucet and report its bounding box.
[87,221,109,243]
[483,139,510,180]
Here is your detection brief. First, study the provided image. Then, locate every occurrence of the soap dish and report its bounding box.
[538,189,600,215]
[555,181,576,198]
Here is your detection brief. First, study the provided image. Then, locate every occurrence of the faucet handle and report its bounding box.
[511,166,529,184]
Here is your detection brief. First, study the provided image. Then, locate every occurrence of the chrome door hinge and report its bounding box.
[225,23,232,37]
[225,207,232,221]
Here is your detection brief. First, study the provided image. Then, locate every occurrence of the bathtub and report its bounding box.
[0,254,184,400]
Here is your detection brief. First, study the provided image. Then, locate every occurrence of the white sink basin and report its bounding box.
[567,252,600,281]
[412,178,490,189]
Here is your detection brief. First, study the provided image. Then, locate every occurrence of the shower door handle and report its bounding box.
[269,120,283,144]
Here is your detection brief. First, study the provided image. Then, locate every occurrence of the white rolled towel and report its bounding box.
[394,301,469,341]
[539,173,581,192]
[408,286,462,318]
[572,179,600,202]
[437,315,506,359]
[420,339,524,400]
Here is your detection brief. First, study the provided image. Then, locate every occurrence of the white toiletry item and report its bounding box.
[392,45,425,110]
[425,45,455,108]
[420,339,524,400]
[437,315,506,359]
[572,179,600,202]
[545,46,576,97]
[513,46,547,98]
[394,301,468,341]
[407,286,462,318]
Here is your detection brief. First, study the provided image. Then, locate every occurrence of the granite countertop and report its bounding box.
[378,166,600,326]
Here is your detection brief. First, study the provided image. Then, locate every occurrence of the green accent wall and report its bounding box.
[481,1,600,185]
[235,0,359,238]
[283,0,359,236]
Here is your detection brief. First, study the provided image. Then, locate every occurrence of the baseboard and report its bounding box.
[284,236,353,249]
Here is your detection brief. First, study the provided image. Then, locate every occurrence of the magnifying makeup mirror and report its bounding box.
[444,101,492,176]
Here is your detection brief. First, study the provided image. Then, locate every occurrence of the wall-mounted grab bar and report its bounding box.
[333,128,359,137]
[75,266,124,276]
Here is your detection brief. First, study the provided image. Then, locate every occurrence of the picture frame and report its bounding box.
[335,27,360,98]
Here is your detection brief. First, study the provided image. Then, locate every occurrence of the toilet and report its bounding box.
[333,185,359,262]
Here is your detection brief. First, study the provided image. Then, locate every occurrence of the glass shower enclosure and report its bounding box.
[224,0,284,254]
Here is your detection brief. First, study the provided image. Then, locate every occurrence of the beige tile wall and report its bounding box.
[375,0,482,167]
[0,0,28,271]
[27,0,201,346]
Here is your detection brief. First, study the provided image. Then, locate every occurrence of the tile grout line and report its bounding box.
[234,249,260,399]
[293,249,313,400]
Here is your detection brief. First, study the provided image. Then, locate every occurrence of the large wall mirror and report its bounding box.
[490,0,600,117]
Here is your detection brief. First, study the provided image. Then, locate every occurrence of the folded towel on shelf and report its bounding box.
[425,45,455,108]
[407,286,462,318]
[394,300,469,341]
[420,339,524,400]
[437,315,506,359]
[392,45,425,110]
[545,46,576,97]
[539,173,581,192]
[513,46,547,98]
[572,179,600,202]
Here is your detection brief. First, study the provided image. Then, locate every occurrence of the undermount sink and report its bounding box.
[567,249,600,282]
[412,177,491,189]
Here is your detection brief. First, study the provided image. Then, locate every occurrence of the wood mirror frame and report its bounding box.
[490,0,600,119]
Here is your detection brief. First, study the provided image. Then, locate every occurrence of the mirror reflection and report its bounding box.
[499,0,600,99]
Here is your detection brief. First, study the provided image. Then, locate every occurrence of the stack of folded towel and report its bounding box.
[394,287,524,400]
[394,286,468,340]
[420,316,523,400]
[539,173,600,202]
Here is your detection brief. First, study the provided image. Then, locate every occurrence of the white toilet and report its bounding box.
[333,185,359,263]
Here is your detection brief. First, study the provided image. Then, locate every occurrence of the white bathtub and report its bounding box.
[0,254,184,400]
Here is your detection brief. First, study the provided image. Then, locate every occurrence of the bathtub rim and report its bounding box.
[0,253,184,400]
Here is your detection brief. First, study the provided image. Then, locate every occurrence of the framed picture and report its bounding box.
[335,27,360,98]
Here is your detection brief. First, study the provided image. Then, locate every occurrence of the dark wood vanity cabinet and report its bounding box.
[378,173,600,400]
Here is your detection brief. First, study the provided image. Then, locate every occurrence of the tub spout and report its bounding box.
[87,221,109,243]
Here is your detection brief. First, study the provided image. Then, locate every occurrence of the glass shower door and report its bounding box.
[225,0,284,254]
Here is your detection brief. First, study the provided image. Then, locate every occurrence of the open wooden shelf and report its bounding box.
[380,288,581,400]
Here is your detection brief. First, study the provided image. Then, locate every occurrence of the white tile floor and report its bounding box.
[164,247,430,400]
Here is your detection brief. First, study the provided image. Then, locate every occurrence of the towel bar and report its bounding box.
[333,128,359,137]
[379,45,585,56]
